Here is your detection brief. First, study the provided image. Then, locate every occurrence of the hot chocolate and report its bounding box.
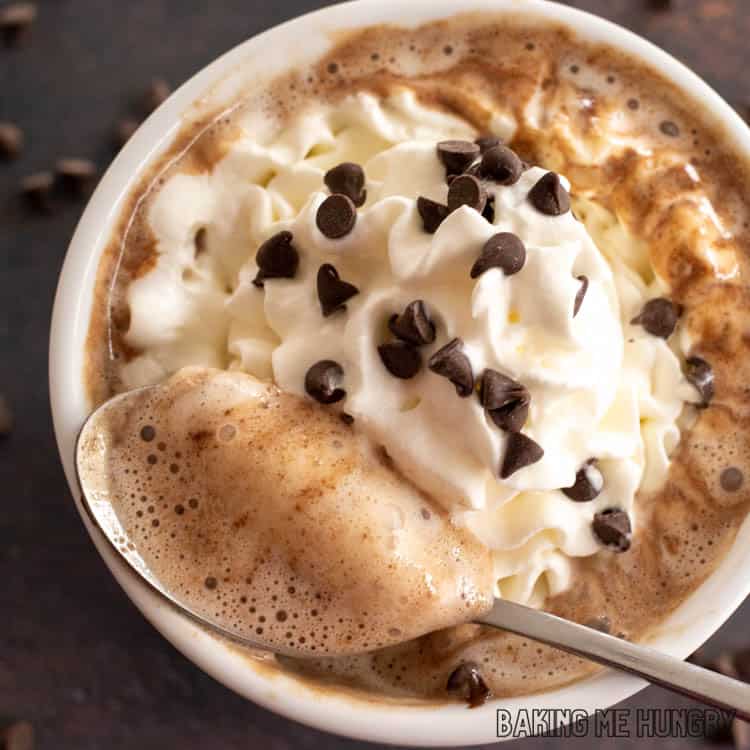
[83,12,750,703]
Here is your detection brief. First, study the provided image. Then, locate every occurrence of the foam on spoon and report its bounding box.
[77,367,495,656]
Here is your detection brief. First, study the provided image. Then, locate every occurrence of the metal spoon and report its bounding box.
[75,389,750,720]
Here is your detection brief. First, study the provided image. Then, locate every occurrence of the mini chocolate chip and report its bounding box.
[500,432,544,478]
[528,172,570,215]
[592,508,632,551]
[721,467,744,493]
[481,195,495,223]
[253,230,299,286]
[316,263,359,317]
[388,300,435,346]
[446,662,490,707]
[471,233,526,278]
[324,162,367,207]
[428,338,474,397]
[475,134,502,154]
[305,360,346,404]
[56,158,97,196]
[20,171,54,212]
[0,122,23,159]
[647,0,671,9]
[479,145,523,185]
[573,275,588,317]
[317,194,357,239]
[659,120,680,138]
[115,118,140,149]
[460,161,481,180]
[417,196,450,234]
[0,394,13,438]
[0,2,37,46]
[630,298,680,338]
[437,140,480,176]
[144,78,171,113]
[584,615,612,634]
[480,370,530,433]
[685,356,714,406]
[447,174,487,214]
[378,342,422,379]
[340,412,355,426]
[562,460,603,502]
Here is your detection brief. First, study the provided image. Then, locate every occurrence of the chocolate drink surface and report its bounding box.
[84,13,750,702]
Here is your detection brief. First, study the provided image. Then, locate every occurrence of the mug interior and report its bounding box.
[49,0,750,744]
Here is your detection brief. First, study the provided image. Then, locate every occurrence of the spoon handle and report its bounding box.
[478,599,750,721]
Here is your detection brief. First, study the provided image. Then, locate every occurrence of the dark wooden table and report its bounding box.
[2,1,749,748]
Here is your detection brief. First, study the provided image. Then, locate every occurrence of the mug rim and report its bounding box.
[49,0,750,745]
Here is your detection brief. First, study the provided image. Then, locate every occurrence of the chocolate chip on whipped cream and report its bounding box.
[471,232,526,278]
[446,662,491,707]
[684,356,714,406]
[428,338,474,397]
[378,342,422,379]
[316,263,359,317]
[563,460,603,502]
[475,134,502,154]
[528,172,571,215]
[478,144,523,185]
[500,432,544,478]
[574,275,589,317]
[592,508,632,552]
[481,195,496,223]
[416,196,449,234]
[437,140,480,176]
[316,194,357,238]
[479,370,530,433]
[324,162,367,207]
[253,230,299,287]
[447,174,487,214]
[388,300,436,346]
[305,360,346,404]
[631,297,680,338]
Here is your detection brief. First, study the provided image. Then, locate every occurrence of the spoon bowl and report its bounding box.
[75,367,495,658]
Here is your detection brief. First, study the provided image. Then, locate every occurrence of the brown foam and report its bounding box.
[82,13,750,702]
[77,367,494,656]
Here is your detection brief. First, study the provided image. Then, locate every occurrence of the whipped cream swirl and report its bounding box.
[122,90,700,605]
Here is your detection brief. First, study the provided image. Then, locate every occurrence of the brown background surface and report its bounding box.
[2,1,750,748]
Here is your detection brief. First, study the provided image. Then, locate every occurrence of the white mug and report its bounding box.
[49,0,750,744]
